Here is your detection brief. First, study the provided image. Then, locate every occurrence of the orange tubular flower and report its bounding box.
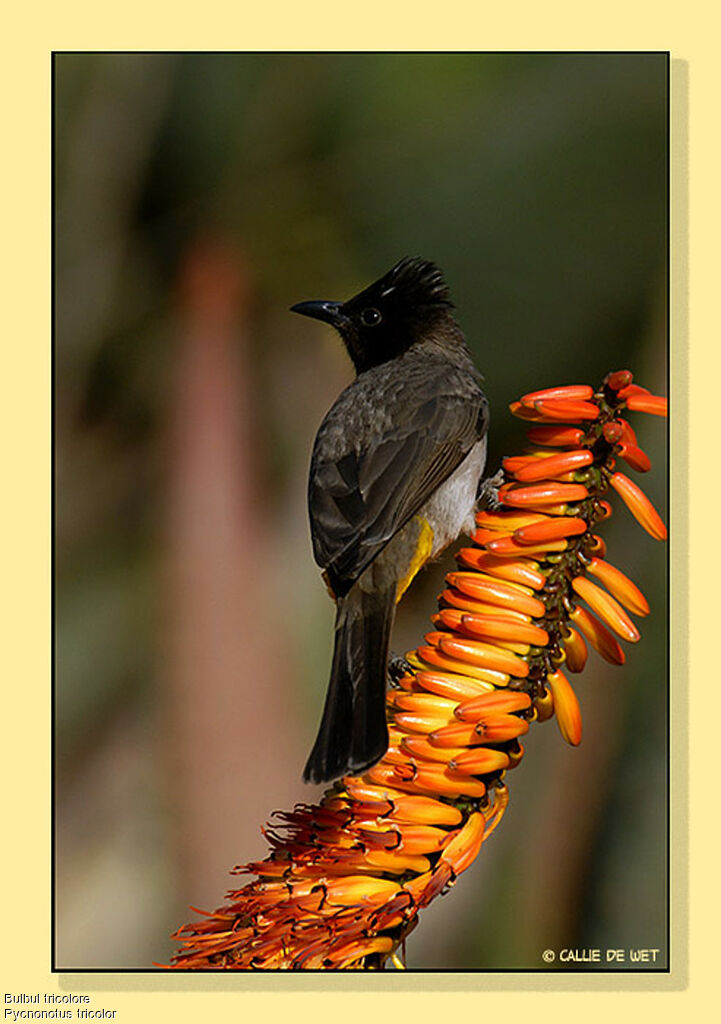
[170,370,666,970]
[610,472,667,540]
[562,625,588,673]
[586,557,650,617]
[571,576,641,643]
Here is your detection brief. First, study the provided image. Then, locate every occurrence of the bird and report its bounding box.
[291,257,489,784]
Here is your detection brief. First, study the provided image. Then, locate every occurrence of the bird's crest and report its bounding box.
[378,257,453,310]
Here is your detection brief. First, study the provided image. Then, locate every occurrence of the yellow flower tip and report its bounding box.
[474,712,530,742]
[569,605,626,665]
[571,575,641,643]
[439,635,530,678]
[414,666,495,701]
[446,572,546,618]
[475,508,549,531]
[393,706,456,736]
[400,868,438,905]
[367,760,487,799]
[411,863,455,908]
[440,586,532,623]
[472,526,502,545]
[450,569,536,598]
[587,557,650,616]
[354,822,401,850]
[384,739,414,766]
[534,502,573,516]
[587,533,607,557]
[323,875,402,908]
[333,936,395,969]
[428,711,528,747]
[531,685,554,722]
[457,548,546,589]
[359,850,432,875]
[401,734,467,764]
[414,644,511,686]
[432,606,465,632]
[439,812,486,876]
[396,824,455,855]
[400,652,427,675]
[459,612,549,647]
[610,472,667,540]
[417,764,487,798]
[563,625,588,673]
[547,669,583,746]
[454,688,532,722]
[485,534,568,556]
[482,784,510,837]
[429,720,480,747]
[448,746,511,776]
[506,742,525,769]
[343,778,405,807]
[390,795,462,827]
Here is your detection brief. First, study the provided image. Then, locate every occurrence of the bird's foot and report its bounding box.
[477,468,505,511]
[388,653,413,687]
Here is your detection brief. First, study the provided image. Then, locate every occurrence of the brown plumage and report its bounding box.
[292,258,488,784]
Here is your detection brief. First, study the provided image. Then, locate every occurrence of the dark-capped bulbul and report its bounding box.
[291,257,488,784]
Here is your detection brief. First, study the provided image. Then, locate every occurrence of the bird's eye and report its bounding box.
[360,307,382,327]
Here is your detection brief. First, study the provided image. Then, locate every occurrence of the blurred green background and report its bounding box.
[54,52,668,970]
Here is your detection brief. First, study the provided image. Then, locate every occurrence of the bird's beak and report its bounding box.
[290,300,345,327]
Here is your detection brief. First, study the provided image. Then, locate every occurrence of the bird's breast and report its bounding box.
[422,437,487,558]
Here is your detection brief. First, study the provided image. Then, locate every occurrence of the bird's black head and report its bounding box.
[291,257,457,374]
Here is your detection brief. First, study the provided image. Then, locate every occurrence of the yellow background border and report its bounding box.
[1,3,707,1020]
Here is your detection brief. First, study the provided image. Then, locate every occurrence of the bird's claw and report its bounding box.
[388,653,413,687]
[477,468,505,511]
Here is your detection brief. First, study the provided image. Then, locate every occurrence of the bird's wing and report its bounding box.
[309,385,488,598]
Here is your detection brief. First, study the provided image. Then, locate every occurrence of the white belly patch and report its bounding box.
[422,437,487,558]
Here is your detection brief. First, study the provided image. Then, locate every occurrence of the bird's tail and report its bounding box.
[303,582,396,785]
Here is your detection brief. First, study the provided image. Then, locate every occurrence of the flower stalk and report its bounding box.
[169,370,666,970]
